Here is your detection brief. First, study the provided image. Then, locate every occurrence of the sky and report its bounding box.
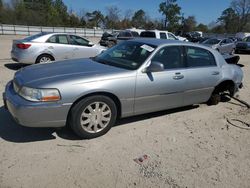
[63,0,233,25]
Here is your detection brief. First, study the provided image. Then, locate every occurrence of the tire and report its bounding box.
[69,95,117,139]
[207,93,221,105]
[36,54,54,64]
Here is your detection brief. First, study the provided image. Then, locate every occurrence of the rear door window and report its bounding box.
[131,31,139,37]
[118,32,126,38]
[124,32,132,37]
[47,35,69,44]
[186,46,216,68]
[47,35,56,43]
[160,32,167,39]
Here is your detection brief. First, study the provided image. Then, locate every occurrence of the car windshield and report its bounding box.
[93,41,156,70]
[23,32,49,41]
[203,38,221,45]
[243,37,250,42]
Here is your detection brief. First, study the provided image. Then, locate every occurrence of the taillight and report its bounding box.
[16,43,31,49]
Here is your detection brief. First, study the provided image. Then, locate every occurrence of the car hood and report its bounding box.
[14,58,130,87]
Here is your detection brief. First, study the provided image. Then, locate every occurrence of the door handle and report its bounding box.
[74,48,79,50]
[48,46,54,49]
[212,71,220,75]
[173,74,184,80]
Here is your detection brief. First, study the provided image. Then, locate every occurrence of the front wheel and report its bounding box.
[69,95,117,139]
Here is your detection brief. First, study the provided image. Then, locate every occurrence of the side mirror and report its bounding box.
[142,61,164,73]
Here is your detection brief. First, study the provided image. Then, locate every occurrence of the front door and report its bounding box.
[134,46,187,115]
[68,35,97,58]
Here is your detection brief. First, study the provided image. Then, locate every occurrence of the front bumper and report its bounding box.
[3,81,71,127]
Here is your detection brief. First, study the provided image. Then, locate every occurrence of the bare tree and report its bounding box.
[231,0,250,31]
[105,6,121,29]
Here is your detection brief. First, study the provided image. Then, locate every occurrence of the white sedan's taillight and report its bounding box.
[16,43,31,49]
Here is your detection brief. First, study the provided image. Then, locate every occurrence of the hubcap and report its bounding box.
[40,56,51,63]
[80,102,112,133]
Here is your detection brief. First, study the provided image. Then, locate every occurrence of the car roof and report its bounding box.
[141,30,173,34]
[131,38,184,46]
[131,38,218,52]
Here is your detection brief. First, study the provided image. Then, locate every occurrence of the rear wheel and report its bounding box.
[207,93,221,105]
[69,95,117,139]
[36,54,54,64]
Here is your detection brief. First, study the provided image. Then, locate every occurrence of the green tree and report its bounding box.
[231,0,250,31]
[210,25,226,34]
[196,23,208,32]
[0,0,3,9]
[86,10,104,28]
[218,8,239,33]
[131,9,146,28]
[182,16,197,32]
[68,12,81,27]
[159,0,181,31]
[0,0,3,22]
[120,9,133,29]
[53,0,69,26]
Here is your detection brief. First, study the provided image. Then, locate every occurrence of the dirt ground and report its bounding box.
[0,35,250,188]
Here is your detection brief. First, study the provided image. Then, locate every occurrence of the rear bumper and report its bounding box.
[11,50,35,64]
[3,81,71,128]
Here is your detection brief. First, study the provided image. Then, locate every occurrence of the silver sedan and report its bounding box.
[11,32,106,64]
[4,39,243,139]
[201,38,236,55]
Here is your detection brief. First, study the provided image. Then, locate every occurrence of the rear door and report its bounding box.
[68,35,97,58]
[46,34,73,60]
[183,46,221,105]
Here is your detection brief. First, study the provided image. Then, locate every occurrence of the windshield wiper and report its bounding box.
[91,57,109,65]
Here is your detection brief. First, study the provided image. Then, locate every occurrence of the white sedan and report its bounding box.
[11,32,106,64]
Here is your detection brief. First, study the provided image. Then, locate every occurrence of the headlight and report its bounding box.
[19,86,61,102]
